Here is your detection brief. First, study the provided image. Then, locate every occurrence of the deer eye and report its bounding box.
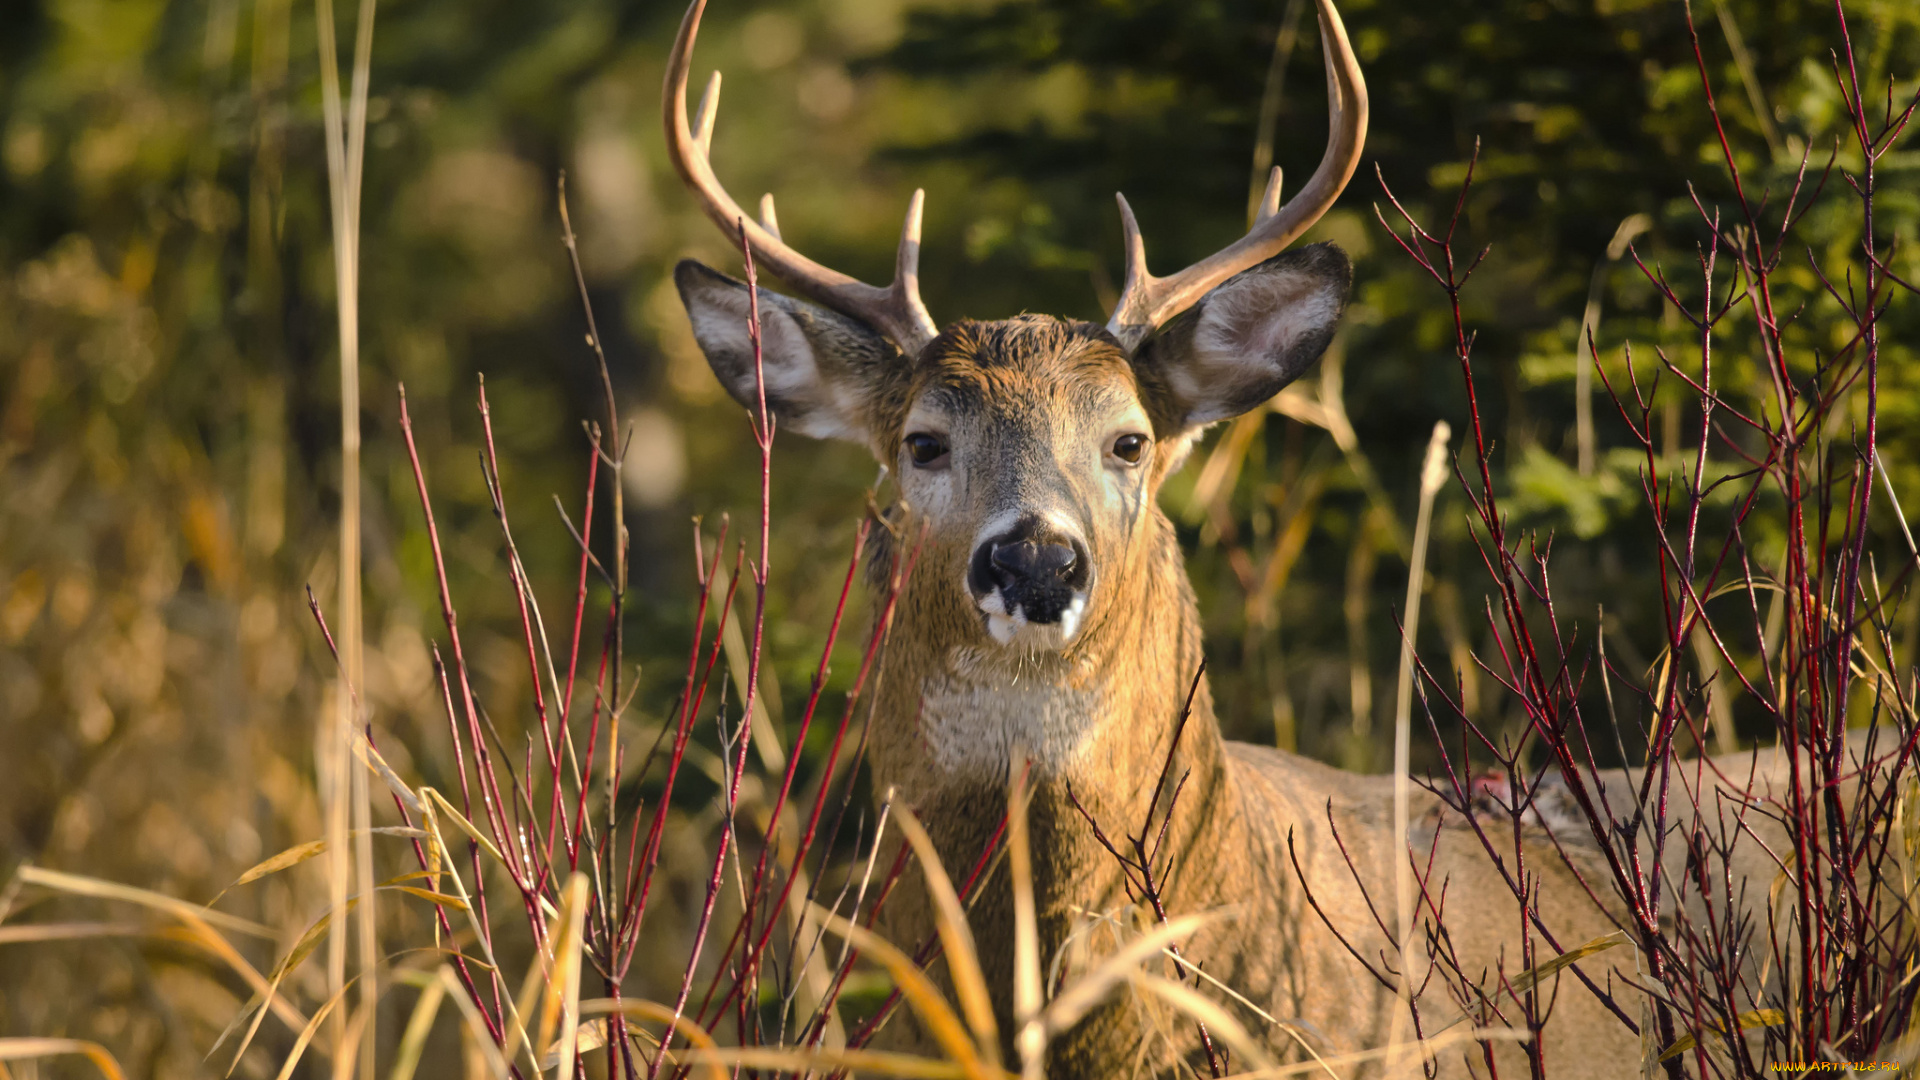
[904,432,950,468]
[1111,433,1149,464]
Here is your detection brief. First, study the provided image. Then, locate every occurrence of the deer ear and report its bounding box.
[675,259,900,442]
[1132,242,1351,435]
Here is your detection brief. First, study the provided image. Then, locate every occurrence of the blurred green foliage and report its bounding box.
[874,0,1920,757]
[0,0,1915,1068]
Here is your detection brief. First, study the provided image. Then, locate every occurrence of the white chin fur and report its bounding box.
[979,590,1087,650]
[1057,593,1087,641]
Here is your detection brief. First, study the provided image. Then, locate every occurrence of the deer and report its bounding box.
[658,0,1852,1075]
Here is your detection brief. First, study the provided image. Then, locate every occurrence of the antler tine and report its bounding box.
[692,71,720,156]
[758,193,781,240]
[893,188,934,334]
[663,0,938,353]
[1254,167,1284,225]
[1105,0,1368,353]
[1115,192,1150,296]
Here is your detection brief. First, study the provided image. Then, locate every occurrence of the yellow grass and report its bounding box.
[0,1039,129,1080]
[895,804,1002,1064]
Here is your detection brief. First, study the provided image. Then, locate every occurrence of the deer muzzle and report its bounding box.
[967,515,1093,648]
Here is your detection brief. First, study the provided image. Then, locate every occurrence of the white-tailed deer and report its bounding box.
[661,1,1835,1075]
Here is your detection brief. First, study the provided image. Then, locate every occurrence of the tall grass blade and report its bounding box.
[330,998,374,1080]
[0,922,145,944]
[384,886,467,910]
[440,966,513,1080]
[17,865,271,938]
[1420,930,1629,1037]
[1126,970,1277,1073]
[1227,1026,1531,1079]
[12,874,311,1058]
[894,806,1000,1066]
[575,998,727,1080]
[313,0,380,1067]
[539,874,591,1079]
[227,897,363,1075]
[1656,1008,1785,1063]
[1038,912,1214,1039]
[422,787,507,865]
[271,978,355,1080]
[1007,758,1043,1080]
[213,830,430,909]
[683,1047,995,1079]
[0,1039,129,1080]
[1389,420,1449,1064]
[809,903,989,1079]
[387,976,445,1080]
[216,840,328,900]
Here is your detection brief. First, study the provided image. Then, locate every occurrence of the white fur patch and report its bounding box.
[968,508,1029,554]
[974,588,1088,649]
[1057,592,1087,641]
[919,664,1103,779]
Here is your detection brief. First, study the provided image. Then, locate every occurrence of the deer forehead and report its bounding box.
[887,316,1152,438]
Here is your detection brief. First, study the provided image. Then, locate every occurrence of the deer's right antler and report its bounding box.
[664,0,939,355]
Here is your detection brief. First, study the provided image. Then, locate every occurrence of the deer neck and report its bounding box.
[865,506,1254,919]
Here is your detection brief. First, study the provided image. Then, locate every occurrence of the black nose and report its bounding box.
[990,538,1077,579]
[968,517,1091,625]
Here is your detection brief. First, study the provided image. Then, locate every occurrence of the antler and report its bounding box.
[1104,0,1368,353]
[663,0,938,354]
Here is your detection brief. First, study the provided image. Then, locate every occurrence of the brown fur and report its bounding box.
[836,316,1620,1077]
[859,439,1633,1077]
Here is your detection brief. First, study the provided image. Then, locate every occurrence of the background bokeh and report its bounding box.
[1,0,1916,1072]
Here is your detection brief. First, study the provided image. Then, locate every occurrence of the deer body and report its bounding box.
[658,2,1798,1074]
[860,492,1790,1077]
[851,407,1641,1077]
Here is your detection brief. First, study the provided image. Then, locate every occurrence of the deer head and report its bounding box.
[666,0,1366,657]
